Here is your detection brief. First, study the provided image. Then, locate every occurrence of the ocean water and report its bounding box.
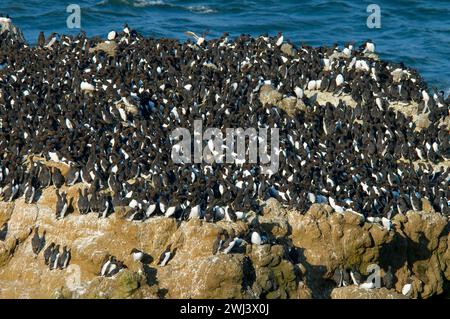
[1,0,449,92]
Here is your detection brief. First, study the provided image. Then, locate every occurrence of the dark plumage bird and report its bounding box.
[38,164,52,188]
[49,244,61,270]
[0,223,7,241]
[77,188,90,214]
[58,246,71,269]
[31,226,46,255]
[37,31,45,47]
[66,166,80,186]
[350,266,362,285]
[43,243,55,265]
[100,255,127,277]
[158,244,175,267]
[56,190,69,219]
[52,168,65,189]
[383,266,395,289]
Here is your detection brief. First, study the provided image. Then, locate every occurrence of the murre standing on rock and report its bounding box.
[184,30,207,46]
[100,255,127,277]
[350,266,362,285]
[333,266,351,287]
[130,248,144,262]
[58,246,71,269]
[49,244,61,270]
[383,266,395,289]
[43,242,55,265]
[31,226,46,255]
[158,244,175,267]
[66,166,80,186]
[56,190,69,220]
[37,31,45,47]
[402,279,413,296]
[0,222,7,241]
[24,178,36,204]
[52,167,65,188]
[77,188,90,214]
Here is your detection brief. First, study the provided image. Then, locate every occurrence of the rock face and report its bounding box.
[0,194,448,299]
[288,205,449,299]
[331,286,407,299]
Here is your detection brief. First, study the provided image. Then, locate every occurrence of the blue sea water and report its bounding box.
[1,0,449,92]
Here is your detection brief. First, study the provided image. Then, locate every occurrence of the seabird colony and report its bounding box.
[0,24,449,228]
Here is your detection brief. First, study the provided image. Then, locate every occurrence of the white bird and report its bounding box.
[422,90,430,110]
[184,31,205,46]
[100,258,112,276]
[364,41,375,53]
[402,283,412,296]
[80,81,95,92]
[65,118,74,130]
[359,282,376,289]
[336,74,344,86]
[165,205,176,218]
[159,252,171,267]
[329,197,344,213]
[145,203,157,218]
[188,204,202,219]
[275,32,284,47]
[307,80,316,90]
[251,231,262,245]
[381,217,392,231]
[307,192,316,204]
[130,249,144,262]
[107,31,117,41]
[294,86,303,99]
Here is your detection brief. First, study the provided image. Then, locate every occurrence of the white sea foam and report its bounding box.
[187,5,217,14]
[133,0,165,7]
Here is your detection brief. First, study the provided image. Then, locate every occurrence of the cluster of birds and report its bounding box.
[332,265,413,296]
[29,226,71,270]
[0,20,449,232]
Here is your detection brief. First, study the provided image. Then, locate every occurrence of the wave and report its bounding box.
[187,5,217,14]
[96,0,169,8]
[96,0,216,14]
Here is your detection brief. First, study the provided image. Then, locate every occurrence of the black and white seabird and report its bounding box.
[56,190,69,220]
[44,242,55,265]
[31,226,46,255]
[58,246,71,269]
[158,245,175,267]
[130,248,144,262]
[383,266,395,289]
[0,222,7,241]
[49,244,61,270]
[77,188,90,214]
[52,167,65,189]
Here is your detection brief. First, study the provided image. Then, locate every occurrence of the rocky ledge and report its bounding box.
[0,193,448,299]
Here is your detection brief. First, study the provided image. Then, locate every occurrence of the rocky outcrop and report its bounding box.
[288,205,449,299]
[0,188,298,299]
[0,192,448,299]
[0,17,25,43]
[331,286,407,299]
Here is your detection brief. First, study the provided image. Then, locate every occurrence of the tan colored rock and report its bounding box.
[262,198,285,217]
[158,253,247,299]
[0,186,448,299]
[277,96,307,117]
[288,205,449,299]
[297,281,313,299]
[416,113,431,130]
[331,286,408,299]
[88,41,117,57]
[259,85,282,106]
[280,43,296,57]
